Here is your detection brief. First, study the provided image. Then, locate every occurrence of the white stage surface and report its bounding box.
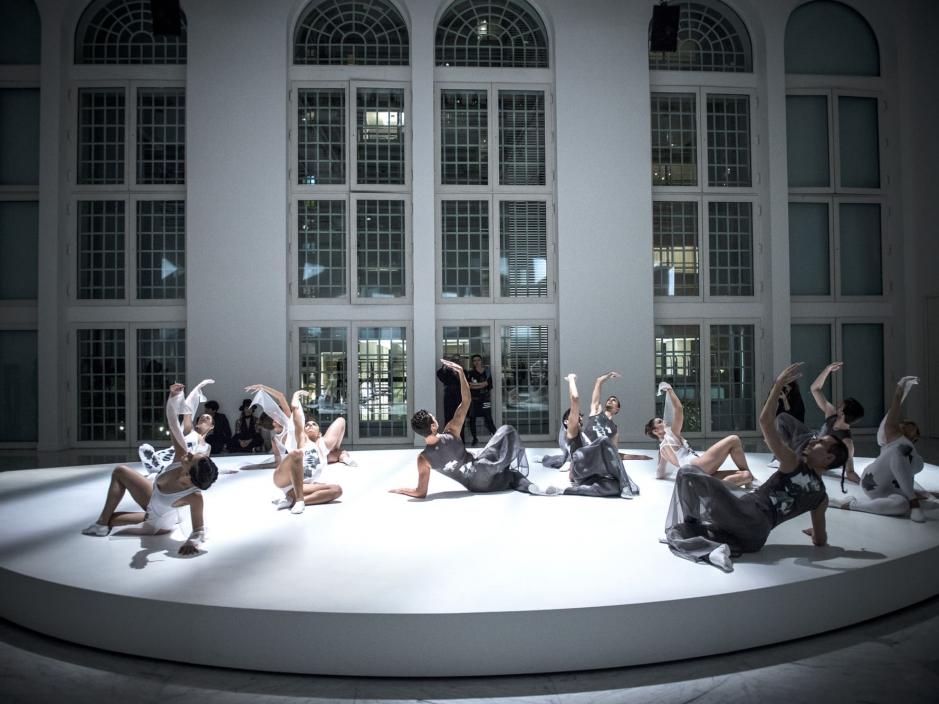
[1,448,939,677]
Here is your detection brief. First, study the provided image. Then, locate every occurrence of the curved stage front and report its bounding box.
[1,448,939,677]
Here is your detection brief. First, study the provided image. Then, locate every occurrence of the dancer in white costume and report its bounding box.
[645,382,755,487]
[138,378,215,475]
[836,377,927,522]
[246,384,342,514]
[81,383,219,555]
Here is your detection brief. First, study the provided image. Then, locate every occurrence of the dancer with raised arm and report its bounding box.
[645,382,754,487]
[139,378,215,475]
[806,362,862,486]
[246,384,342,514]
[81,383,219,555]
[559,373,641,498]
[391,358,560,498]
[662,363,847,572]
[836,376,927,522]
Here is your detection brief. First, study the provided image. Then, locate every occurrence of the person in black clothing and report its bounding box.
[436,355,466,441]
[227,398,264,453]
[776,380,806,423]
[467,354,496,445]
[202,400,232,454]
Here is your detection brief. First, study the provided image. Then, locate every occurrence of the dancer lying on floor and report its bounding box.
[662,363,848,572]
[541,372,649,469]
[82,383,219,555]
[247,385,342,514]
[645,382,755,487]
[808,361,863,486]
[835,376,927,522]
[391,358,560,498]
[558,373,641,498]
[138,378,215,475]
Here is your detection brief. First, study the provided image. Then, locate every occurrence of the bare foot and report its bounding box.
[846,470,861,484]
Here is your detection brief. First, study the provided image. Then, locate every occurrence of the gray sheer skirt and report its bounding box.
[463,425,531,492]
[565,437,640,498]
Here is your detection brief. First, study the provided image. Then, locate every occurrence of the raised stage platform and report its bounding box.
[1,448,938,677]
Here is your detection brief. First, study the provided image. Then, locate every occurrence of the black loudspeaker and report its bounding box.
[649,4,681,52]
[150,0,182,37]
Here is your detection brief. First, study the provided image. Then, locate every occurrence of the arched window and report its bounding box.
[75,0,187,65]
[294,0,409,65]
[436,0,548,68]
[785,0,879,76]
[648,0,752,72]
[0,0,40,64]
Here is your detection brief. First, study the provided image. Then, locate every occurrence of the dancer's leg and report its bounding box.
[321,417,349,463]
[273,450,306,513]
[692,435,753,487]
[847,494,909,516]
[302,482,343,505]
[84,466,153,534]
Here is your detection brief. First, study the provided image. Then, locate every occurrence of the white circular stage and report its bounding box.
[1,448,939,677]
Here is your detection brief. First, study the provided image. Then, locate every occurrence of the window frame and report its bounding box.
[0,324,39,448]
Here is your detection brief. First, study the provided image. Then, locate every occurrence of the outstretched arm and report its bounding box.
[564,373,581,440]
[177,493,206,556]
[760,364,803,472]
[291,390,308,448]
[166,383,189,456]
[181,379,214,435]
[590,372,619,416]
[810,362,841,417]
[389,454,431,499]
[661,383,684,437]
[880,376,919,445]
[442,359,471,435]
[808,498,828,546]
[245,384,291,419]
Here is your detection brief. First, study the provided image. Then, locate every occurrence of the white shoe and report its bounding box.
[911,506,926,523]
[708,544,734,572]
[273,498,292,510]
[82,523,110,537]
[767,459,780,469]
[290,500,306,514]
[528,483,564,496]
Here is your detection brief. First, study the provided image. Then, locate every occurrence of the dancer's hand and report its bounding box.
[296,390,311,399]
[563,373,576,383]
[195,378,215,389]
[389,487,426,498]
[602,371,621,380]
[439,358,464,374]
[169,382,185,396]
[244,384,264,393]
[802,527,827,546]
[657,381,672,394]
[774,363,803,387]
[826,362,844,373]
[178,541,200,556]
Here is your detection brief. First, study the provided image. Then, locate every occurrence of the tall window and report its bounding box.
[649,1,760,435]
[291,0,412,442]
[786,2,887,426]
[68,0,187,445]
[0,0,41,445]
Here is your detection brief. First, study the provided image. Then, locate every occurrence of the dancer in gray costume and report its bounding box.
[559,373,644,498]
[663,363,848,572]
[390,358,560,498]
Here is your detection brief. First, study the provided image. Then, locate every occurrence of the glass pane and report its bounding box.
[785,1,879,76]
[838,96,880,189]
[78,200,125,300]
[709,324,755,432]
[786,95,829,188]
[294,0,409,66]
[708,201,753,296]
[435,0,549,68]
[499,201,547,298]
[707,94,750,187]
[78,328,126,442]
[839,202,882,296]
[0,88,40,185]
[137,328,185,440]
[651,93,697,186]
[299,327,348,427]
[788,202,830,296]
[653,200,698,297]
[791,323,832,429]
[137,88,185,185]
[441,200,489,298]
[298,199,346,299]
[357,326,407,438]
[78,88,125,185]
[76,0,187,65]
[654,324,701,433]
[648,1,752,72]
[441,325,491,428]
[356,199,406,298]
[842,323,884,426]
[0,330,38,442]
[440,89,488,185]
[0,0,41,64]
[136,200,185,300]
[0,201,38,299]
[499,90,545,186]
[297,89,345,186]
[356,88,406,185]
[501,325,549,435]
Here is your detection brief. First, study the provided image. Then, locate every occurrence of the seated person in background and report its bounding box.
[203,400,231,455]
[226,398,264,453]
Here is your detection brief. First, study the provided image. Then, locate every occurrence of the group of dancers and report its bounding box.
[81,359,932,571]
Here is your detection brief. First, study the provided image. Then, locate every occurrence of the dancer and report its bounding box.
[645,382,755,487]
[139,378,215,475]
[836,376,926,522]
[391,358,559,498]
[246,384,342,514]
[436,354,466,442]
[663,363,848,572]
[582,371,622,446]
[809,362,863,484]
[81,383,219,555]
[559,373,641,498]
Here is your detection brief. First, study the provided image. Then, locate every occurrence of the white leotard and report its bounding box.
[143,462,199,533]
